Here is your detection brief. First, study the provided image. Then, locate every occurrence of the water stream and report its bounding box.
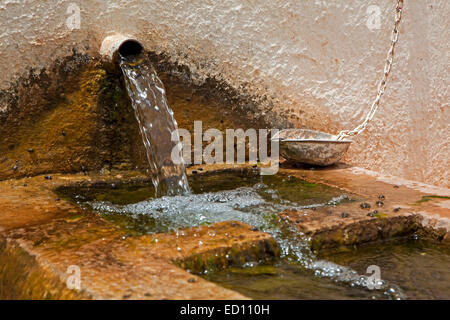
[120,53,190,196]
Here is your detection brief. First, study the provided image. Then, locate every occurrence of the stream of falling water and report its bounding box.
[120,54,190,196]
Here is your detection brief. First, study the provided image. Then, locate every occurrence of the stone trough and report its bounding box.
[0,163,448,299]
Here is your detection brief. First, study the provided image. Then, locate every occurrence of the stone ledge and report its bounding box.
[280,208,423,252]
[0,215,278,299]
[277,164,449,252]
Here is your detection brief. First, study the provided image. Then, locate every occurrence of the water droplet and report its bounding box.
[360,202,371,209]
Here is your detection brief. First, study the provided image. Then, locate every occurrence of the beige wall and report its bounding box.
[0,0,448,187]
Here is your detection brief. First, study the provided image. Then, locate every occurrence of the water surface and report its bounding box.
[58,170,449,299]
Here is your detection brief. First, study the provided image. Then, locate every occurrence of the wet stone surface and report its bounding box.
[0,164,449,299]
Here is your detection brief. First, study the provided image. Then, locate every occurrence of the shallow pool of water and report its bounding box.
[204,239,450,300]
[57,170,449,300]
[203,262,385,300]
[322,239,450,299]
[58,169,353,235]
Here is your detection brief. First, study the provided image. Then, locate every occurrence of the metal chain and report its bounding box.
[337,0,404,140]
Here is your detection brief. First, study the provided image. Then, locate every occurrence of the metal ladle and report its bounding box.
[272,0,404,166]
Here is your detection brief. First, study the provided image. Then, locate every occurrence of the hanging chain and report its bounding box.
[337,0,404,140]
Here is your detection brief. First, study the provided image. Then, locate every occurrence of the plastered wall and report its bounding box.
[0,0,448,187]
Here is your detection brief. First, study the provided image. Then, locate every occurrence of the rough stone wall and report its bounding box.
[0,0,448,187]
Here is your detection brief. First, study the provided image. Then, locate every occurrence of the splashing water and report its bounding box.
[120,54,190,196]
[87,177,405,300]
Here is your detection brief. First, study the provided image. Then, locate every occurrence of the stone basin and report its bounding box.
[0,163,448,299]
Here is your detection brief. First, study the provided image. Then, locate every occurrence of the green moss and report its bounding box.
[391,222,420,237]
[303,182,318,188]
[374,212,389,219]
[416,195,450,204]
[206,256,218,272]
[311,237,323,252]
[64,214,84,221]
[225,265,276,276]
[250,243,261,257]
[191,254,204,272]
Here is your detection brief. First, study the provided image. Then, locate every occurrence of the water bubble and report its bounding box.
[253,183,268,190]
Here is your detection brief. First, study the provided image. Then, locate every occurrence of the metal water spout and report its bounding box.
[99,34,143,72]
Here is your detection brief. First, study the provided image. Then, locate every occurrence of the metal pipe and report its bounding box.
[99,34,143,72]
